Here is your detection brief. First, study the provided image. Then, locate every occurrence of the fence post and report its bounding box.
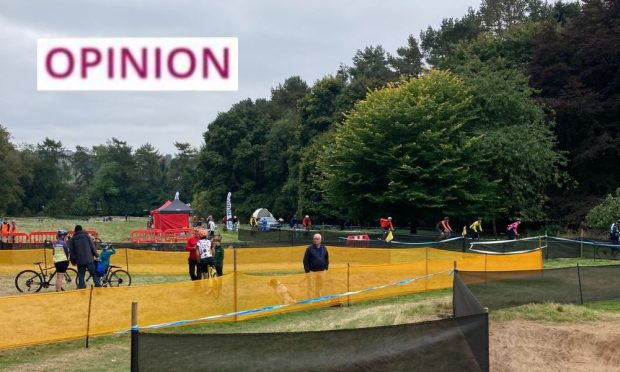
[85,285,94,348]
[545,232,550,260]
[131,301,139,372]
[234,247,238,321]
[125,248,130,272]
[580,228,584,259]
[576,264,584,305]
[347,263,350,307]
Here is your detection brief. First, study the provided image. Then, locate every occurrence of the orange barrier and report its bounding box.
[346,234,370,248]
[130,229,162,243]
[28,231,57,246]
[0,232,29,245]
[160,228,197,243]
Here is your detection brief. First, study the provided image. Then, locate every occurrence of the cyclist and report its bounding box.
[469,217,483,240]
[610,220,619,245]
[97,243,116,278]
[506,218,522,240]
[436,217,452,239]
[52,230,70,292]
[379,217,394,239]
[302,215,312,233]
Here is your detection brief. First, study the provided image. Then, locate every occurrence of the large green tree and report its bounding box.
[319,70,497,222]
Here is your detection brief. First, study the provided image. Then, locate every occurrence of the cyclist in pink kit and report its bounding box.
[506,218,521,240]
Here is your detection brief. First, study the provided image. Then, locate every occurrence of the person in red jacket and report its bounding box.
[379,217,394,239]
[186,233,201,280]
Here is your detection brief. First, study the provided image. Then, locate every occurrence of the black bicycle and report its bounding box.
[15,262,78,292]
[596,244,620,260]
[84,264,132,287]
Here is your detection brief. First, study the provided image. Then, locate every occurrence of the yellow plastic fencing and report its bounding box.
[0,247,542,349]
[0,246,542,274]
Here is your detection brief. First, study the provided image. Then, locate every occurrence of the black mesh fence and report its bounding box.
[135,315,488,372]
[132,271,490,372]
[458,264,620,310]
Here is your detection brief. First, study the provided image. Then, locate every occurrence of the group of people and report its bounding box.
[50,225,116,291]
[378,216,523,241]
[185,232,224,280]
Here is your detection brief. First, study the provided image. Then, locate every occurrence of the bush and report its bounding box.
[585,189,620,229]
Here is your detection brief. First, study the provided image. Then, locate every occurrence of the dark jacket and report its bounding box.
[214,245,224,267]
[303,244,329,273]
[69,231,98,265]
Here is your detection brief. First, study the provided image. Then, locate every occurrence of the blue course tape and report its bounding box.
[117,268,454,334]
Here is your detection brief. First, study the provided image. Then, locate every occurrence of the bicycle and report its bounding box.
[84,264,132,287]
[15,262,78,293]
[596,244,620,260]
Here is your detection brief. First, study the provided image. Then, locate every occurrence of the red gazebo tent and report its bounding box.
[150,199,194,231]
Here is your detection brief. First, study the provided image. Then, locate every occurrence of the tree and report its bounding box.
[319,71,497,222]
[388,35,423,77]
[585,189,620,229]
[0,126,24,214]
[529,0,620,219]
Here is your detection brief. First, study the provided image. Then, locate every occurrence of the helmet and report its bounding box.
[100,243,110,250]
[57,229,68,237]
[388,217,392,220]
[305,215,309,218]
[444,217,449,220]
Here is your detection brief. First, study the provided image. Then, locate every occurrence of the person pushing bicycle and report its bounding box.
[52,230,70,292]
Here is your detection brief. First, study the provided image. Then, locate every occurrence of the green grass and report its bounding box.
[3,216,239,243]
[543,257,620,269]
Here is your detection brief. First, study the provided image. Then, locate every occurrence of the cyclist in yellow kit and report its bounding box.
[469,217,483,240]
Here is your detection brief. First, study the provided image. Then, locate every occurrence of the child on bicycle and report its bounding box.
[97,243,116,278]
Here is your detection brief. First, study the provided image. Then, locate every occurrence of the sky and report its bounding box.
[0,0,481,155]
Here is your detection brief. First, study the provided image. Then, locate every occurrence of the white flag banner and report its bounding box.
[226,192,234,231]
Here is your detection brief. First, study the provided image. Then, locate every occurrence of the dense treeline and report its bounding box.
[0,131,197,217]
[0,0,617,227]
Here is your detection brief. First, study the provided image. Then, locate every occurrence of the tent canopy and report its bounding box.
[150,199,194,230]
[252,208,274,219]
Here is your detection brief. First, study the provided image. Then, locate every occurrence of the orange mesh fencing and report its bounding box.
[0,246,542,349]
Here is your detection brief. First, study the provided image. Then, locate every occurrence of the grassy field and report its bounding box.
[4,216,240,243]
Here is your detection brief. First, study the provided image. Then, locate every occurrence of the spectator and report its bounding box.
[249,216,258,230]
[436,217,452,239]
[52,230,70,292]
[10,219,16,233]
[186,233,200,280]
[197,235,214,279]
[506,218,522,240]
[379,217,394,239]
[303,233,329,298]
[69,225,100,288]
[302,215,312,233]
[260,217,268,231]
[213,236,224,277]
[233,215,239,230]
[208,219,217,239]
[289,216,298,230]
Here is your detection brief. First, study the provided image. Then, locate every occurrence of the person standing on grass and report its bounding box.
[212,236,224,277]
[303,233,329,298]
[69,225,100,288]
[52,230,70,292]
[186,233,201,280]
[208,219,217,239]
